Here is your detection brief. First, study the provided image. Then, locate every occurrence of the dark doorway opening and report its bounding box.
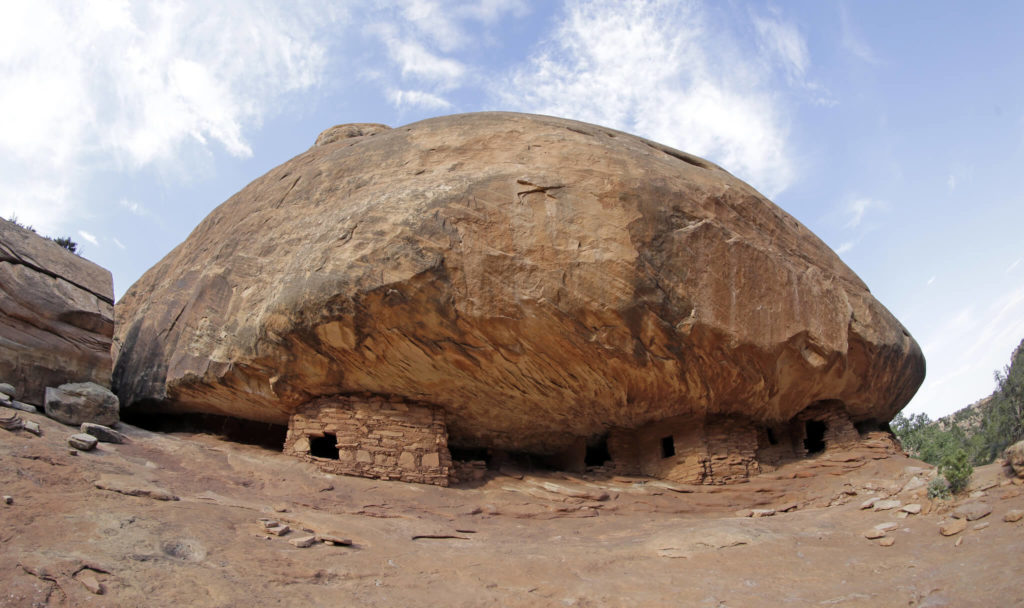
[310,433,340,459]
[585,435,611,467]
[660,435,676,458]
[766,428,778,445]
[803,420,827,454]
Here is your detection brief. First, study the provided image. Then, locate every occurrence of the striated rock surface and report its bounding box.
[113,112,924,455]
[0,220,114,405]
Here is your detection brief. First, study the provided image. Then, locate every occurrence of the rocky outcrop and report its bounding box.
[0,220,114,405]
[113,112,925,461]
[1005,439,1024,478]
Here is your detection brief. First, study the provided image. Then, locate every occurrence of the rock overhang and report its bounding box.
[112,111,925,456]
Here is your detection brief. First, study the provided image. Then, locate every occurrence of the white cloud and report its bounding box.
[78,230,99,247]
[378,32,467,87]
[947,173,957,191]
[119,199,148,216]
[839,5,880,64]
[836,241,855,255]
[753,12,809,82]
[387,88,452,110]
[1007,258,1022,273]
[494,0,797,196]
[845,197,880,229]
[113,237,126,250]
[0,0,340,231]
[927,275,936,286]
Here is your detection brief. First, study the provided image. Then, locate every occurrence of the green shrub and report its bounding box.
[927,477,951,500]
[938,448,973,494]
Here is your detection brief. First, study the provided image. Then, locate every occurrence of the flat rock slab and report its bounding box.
[94,475,179,501]
[873,499,901,511]
[1004,509,1023,523]
[939,519,968,536]
[289,535,317,548]
[954,502,992,521]
[80,422,125,444]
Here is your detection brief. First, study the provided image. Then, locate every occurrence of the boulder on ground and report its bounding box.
[1004,440,1024,478]
[0,220,114,405]
[112,112,924,459]
[0,383,15,398]
[45,382,119,427]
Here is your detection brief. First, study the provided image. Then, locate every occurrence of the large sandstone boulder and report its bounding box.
[0,220,114,405]
[44,382,120,427]
[113,112,924,454]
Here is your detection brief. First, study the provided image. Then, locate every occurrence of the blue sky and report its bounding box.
[1,0,1022,419]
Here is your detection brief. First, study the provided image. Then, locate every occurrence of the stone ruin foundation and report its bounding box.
[284,395,866,487]
[283,394,453,486]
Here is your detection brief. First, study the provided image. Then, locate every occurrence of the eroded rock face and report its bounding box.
[0,220,114,405]
[113,112,925,455]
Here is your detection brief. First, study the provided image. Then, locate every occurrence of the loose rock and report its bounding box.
[80,422,125,444]
[1003,509,1023,523]
[68,433,98,451]
[878,537,895,547]
[750,509,776,518]
[953,502,991,522]
[863,529,886,539]
[3,495,11,505]
[873,499,901,511]
[874,522,899,533]
[900,503,922,515]
[289,535,317,548]
[76,571,104,595]
[22,420,40,436]
[45,382,119,427]
[9,401,37,413]
[266,525,290,536]
[939,519,967,536]
[1004,440,1024,478]
[860,497,880,510]
[0,383,15,398]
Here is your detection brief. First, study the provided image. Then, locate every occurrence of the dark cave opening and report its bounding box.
[309,433,340,460]
[585,435,611,467]
[803,420,827,454]
[121,408,288,451]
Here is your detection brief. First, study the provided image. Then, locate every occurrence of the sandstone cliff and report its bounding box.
[0,219,114,404]
[113,112,924,455]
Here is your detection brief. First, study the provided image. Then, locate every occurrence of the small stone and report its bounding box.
[954,536,963,547]
[969,490,986,499]
[0,392,9,402]
[316,533,353,546]
[76,571,104,595]
[878,537,895,547]
[973,522,990,531]
[863,529,886,539]
[9,401,36,413]
[22,420,40,436]
[273,504,289,513]
[939,519,967,536]
[0,383,15,397]
[266,524,290,536]
[874,522,899,533]
[289,535,317,548]
[900,503,922,515]
[873,499,901,511]
[1003,509,1023,522]
[260,520,279,529]
[953,502,992,521]
[80,423,125,444]
[3,496,12,505]
[750,509,775,518]
[901,476,926,493]
[735,509,753,518]
[859,497,880,510]
[68,433,98,451]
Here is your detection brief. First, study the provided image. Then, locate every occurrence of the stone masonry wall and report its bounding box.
[284,394,452,486]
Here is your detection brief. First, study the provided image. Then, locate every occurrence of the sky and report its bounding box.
[1,0,1022,420]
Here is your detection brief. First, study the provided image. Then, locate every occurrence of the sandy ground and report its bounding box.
[1,409,1021,608]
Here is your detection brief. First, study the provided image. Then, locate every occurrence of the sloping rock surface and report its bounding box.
[113,112,924,453]
[0,219,114,405]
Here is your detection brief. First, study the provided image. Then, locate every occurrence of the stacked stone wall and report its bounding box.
[284,394,452,486]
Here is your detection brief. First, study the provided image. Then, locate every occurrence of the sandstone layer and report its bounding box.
[113,112,924,454]
[0,219,114,405]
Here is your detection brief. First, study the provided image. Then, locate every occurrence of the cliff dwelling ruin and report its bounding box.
[112,113,925,487]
